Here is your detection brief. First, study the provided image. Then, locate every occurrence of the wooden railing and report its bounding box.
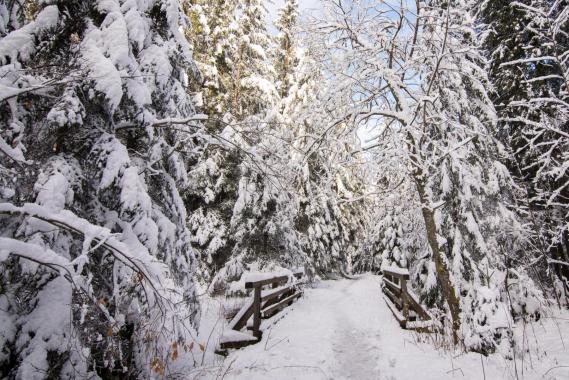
[218,270,304,353]
[382,266,432,330]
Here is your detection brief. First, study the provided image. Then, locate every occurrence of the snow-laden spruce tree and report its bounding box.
[184,0,310,288]
[273,4,346,275]
[0,0,201,377]
[183,0,245,284]
[477,0,569,303]
[274,0,300,98]
[185,114,309,291]
[185,0,278,121]
[378,211,406,269]
[185,145,239,285]
[313,0,543,351]
[186,0,370,283]
[232,0,278,119]
[184,0,240,118]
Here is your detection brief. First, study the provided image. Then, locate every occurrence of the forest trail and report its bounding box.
[217,274,389,379]
[208,275,569,380]
[215,275,441,380]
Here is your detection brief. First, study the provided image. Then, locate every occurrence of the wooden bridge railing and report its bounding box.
[382,266,432,330]
[218,270,304,353]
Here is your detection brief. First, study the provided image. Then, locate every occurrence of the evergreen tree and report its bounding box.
[185,0,278,120]
[379,211,407,270]
[282,48,370,276]
[184,0,240,119]
[183,0,291,288]
[274,0,300,98]
[0,0,201,376]
[411,0,541,352]
[232,0,278,119]
[185,145,240,284]
[477,0,569,299]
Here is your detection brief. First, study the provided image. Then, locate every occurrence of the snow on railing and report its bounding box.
[217,269,304,354]
[381,266,433,331]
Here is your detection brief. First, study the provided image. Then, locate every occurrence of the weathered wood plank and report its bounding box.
[217,270,304,355]
[252,286,262,338]
[384,294,406,328]
[382,270,433,332]
[261,291,302,318]
[261,284,295,302]
[245,275,289,289]
[218,329,260,352]
[228,299,254,331]
[401,275,409,320]
[383,278,402,293]
[383,271,409,280]
[383,285,402,308]
[219,337,260,350]
[407,289,432,321]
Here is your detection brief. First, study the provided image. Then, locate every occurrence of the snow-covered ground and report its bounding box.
[190,275,569,380]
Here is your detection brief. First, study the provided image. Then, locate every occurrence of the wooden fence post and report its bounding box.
[401,275,409,327]
[252,285,262,339]
[382,266,433,331]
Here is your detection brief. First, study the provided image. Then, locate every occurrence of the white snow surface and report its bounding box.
[382,265,410,276]
[192,275,569,380]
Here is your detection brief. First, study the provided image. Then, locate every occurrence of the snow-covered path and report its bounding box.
[206,275,569,380]
[221,275,388,379]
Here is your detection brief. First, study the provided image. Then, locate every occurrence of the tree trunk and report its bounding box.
[413,173,462,344]
[404,128,462,343]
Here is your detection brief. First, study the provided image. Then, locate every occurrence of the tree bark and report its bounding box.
[413,172,461,344]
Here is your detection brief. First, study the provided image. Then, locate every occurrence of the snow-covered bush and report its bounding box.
[379,211,407,270]
[462,286,512,355]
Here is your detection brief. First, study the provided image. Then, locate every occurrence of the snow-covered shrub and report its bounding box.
[506,270,544,320]
[457,262,544,354]
[462,286,512,355]
[379,211,407,270]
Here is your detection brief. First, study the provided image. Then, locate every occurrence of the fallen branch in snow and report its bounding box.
[445,367,464,376]
[543,366,569,376]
